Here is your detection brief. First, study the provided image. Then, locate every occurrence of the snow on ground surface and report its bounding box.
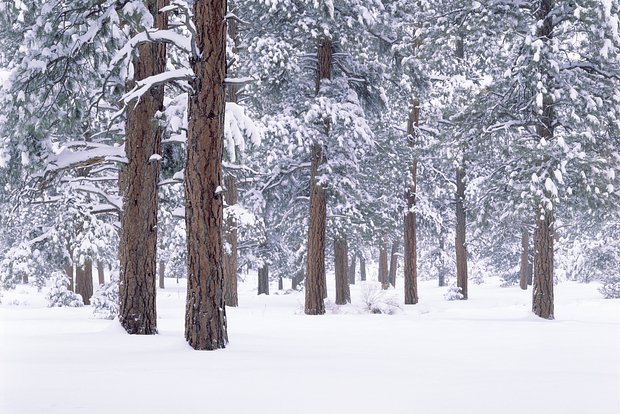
[1,273,619,414]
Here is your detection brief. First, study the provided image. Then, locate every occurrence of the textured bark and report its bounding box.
[348,252,356,285]
[76,261,93,305]
[97,261,105,286]
[159,260,165,289]
[519,228,530,290]
[118,0,167,335]
[378,245,388,289]
[404,99,419,304]
[305,36,332,315]
[360,255,366,281]
[184,0,228,350]
[223,175,238,307]
[64,264,74,292]
[388,240,399,287]
[258,265,269,295]
[334,237,350,305]
[455,164,468,300]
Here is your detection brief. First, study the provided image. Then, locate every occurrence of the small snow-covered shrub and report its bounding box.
[46,272,84,307]
[360,284,401,315]
[599,275,620,299]
[444,284,464,301]
[92,278,119,319]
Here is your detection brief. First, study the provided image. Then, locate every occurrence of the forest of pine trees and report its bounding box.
[0,0,619,349]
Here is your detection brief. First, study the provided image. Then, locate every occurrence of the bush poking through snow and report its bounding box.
[92,278,119,319]
[46,272,84,308]
[599,276,620,299]
[360,284,402,315]
[444,284,464,301]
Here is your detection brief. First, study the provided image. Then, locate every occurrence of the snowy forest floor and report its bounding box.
[1,273,619,414]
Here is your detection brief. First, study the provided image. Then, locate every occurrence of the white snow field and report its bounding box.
[1,275,619,414]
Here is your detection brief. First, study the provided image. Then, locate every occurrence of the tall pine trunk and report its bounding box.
[388,240,399,287]
[304,37,331,315]
[455,162,468,299]
[378,245,388,289]
[223,174,239,306]
[438,232,446,287]
[64,263,74,292]
[519,228,529,290]
[159,260,165,289]
[118,0,167,335]
[360,254,366,282]
[184,0,228,349]
[258,264,269,295]
[76,260,93,305]
[404,99,419,304]
[334,237,350,304]
[532,0,555,320]
[97,261,105,285]
[348,252,356,285]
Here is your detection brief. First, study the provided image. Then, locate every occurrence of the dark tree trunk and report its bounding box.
[378,245,388,289]
[22,272,28,284]
[404,99,419,304]
[118,0,167,335]
[348,252,356,285]
[360,255,366,281]
[184,0,228,350]
[519,228,530,290]
[305,36,332,315]
[258,265,269,295]
[532,0,555,320]
[278,276,283,291]
[292,269,304,291]
[97,261,105,286]
[388,240,399,287]
[76,260,93,305]
[64,263,74,292]
[223,175,239,307]
[438,233,446,287]
[455,163,468,300]
[159,260,165,289]
[334,237,350,305]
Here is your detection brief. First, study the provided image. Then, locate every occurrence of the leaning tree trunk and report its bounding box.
[532,0,555,320]
[223,175,239,306]
[455,162,468,300]
[159,260,165,289]
[388,240,399,287]
[184,0,228,350]
[97,261,105,286]
[76,260,93,305]
[378,245,388,289]
[360,254,366,281]
[404,98,419,304]
[348,252,356,285]
[258,264,269,295]
[305,36,332,315]
[519,228,530,290]
[118,0,167,335]
[334,237,350,304]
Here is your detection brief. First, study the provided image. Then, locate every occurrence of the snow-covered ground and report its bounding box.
[1,273,619,414]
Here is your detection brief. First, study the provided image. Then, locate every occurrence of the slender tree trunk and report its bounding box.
[360,254,366,281]
[159,260,165,289]
[379,245,388,289]
[118,0,167,335]
[532,0,555,320]
[305,36,332,315]
[97,261,105,286]
[292,269,304,291]
[334,237,350,304]
[258,264,269,295]
[223,175,239,307]
[388,240,399,287]
[184,0,228,350]
[438,233,446,287]
[348,252,356,285]
[404,99,419,304]
[76,261,93,305]
[64,263,74,292]
[519,228,530,290]
[278,276,283,291]
[22,272,28,284]
[455,163,468,300]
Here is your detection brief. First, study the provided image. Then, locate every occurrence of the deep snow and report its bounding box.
[1,274,619,414]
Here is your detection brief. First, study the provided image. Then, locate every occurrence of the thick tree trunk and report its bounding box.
[118,0,167,335]
[532,0,555,320]
[388,240,399,287]
[378,245,388,289]
[159,260,165,289]
[305,36,332,315]
[404,99,419,304]
[97,261,105,286]
[258,265,269,295]
[334,237,350,305]
[519,228,530,290]
[348,252,356,285]
[64,263,74,292]
[455,163,468,300]
[184,0,228,350]
[76,260,93,305]
[223,175,239,307]
[360,255,366,281]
